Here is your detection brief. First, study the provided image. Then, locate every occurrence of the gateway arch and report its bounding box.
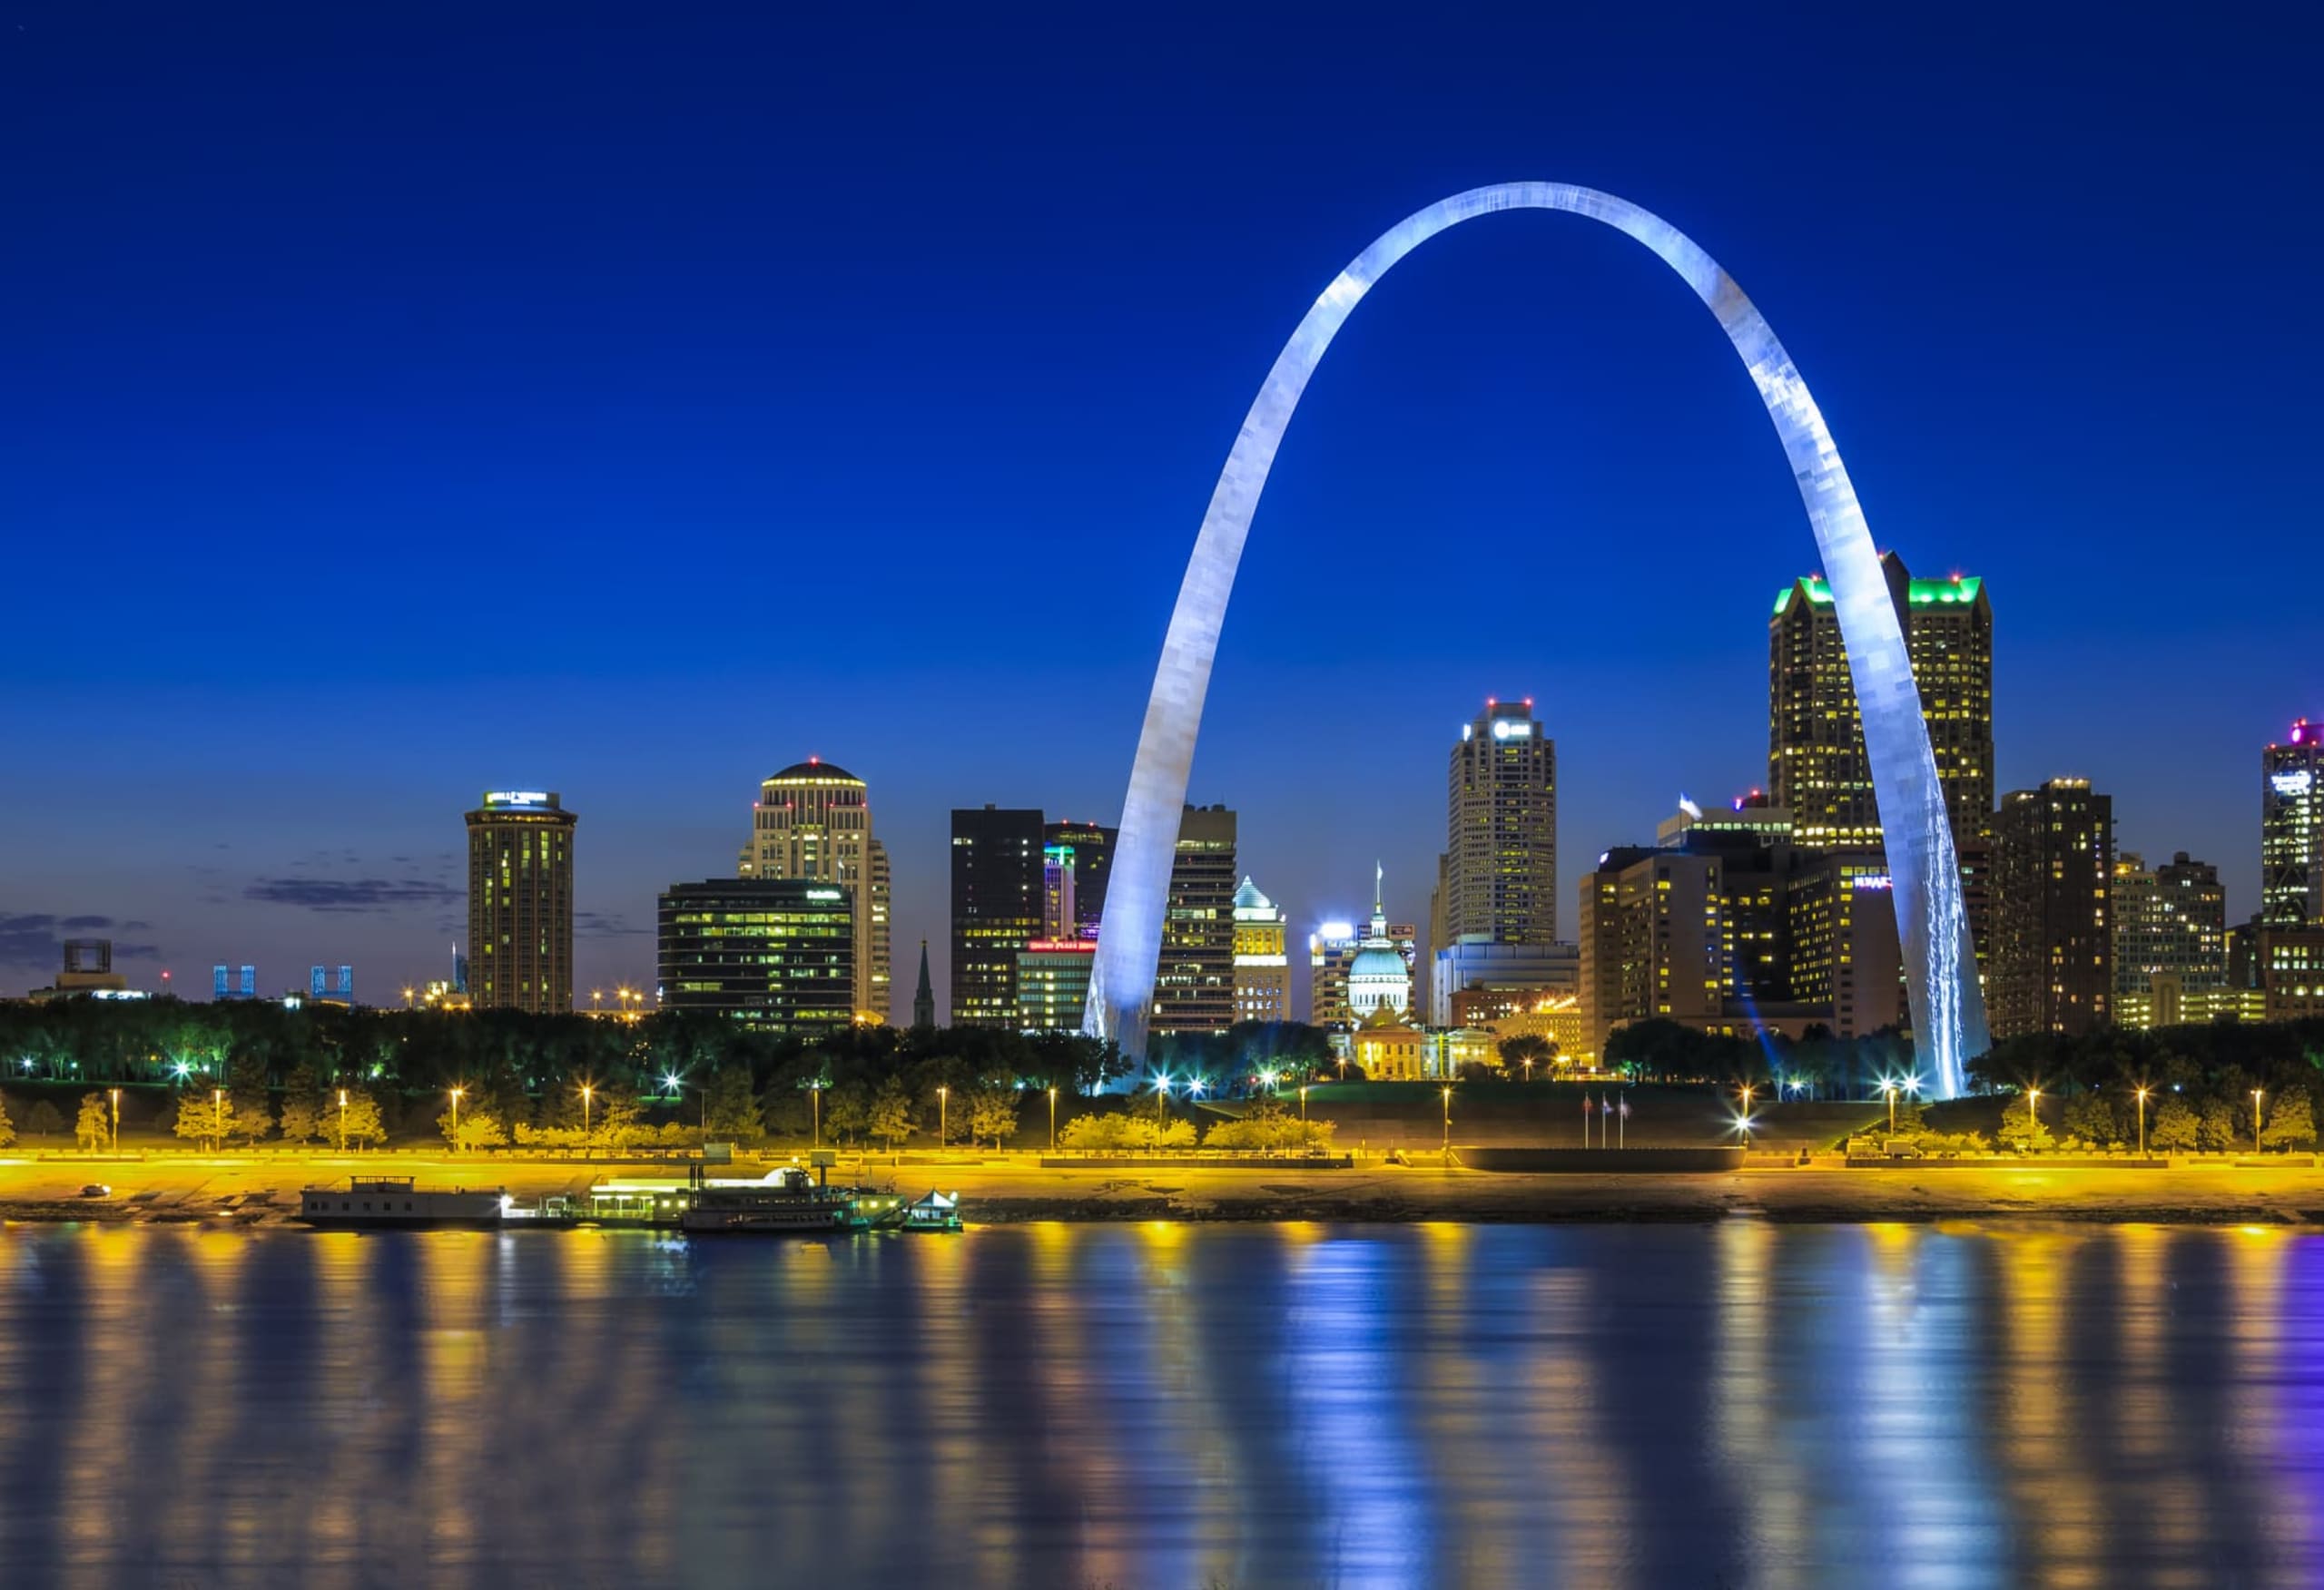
[1084,182,1986,1099]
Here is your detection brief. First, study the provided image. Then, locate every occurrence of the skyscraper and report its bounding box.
[1308,920,1358,1029]
[656,879,853,1032]
[1434,697,1558,957]
[1153,804,1236,1035]
[2262,718,2323,925]
[1230,876,1289,1024]
[1989,779,2114,1039]
[950,805,1045,1027]
[1041,820,1115,941]
[466,790,576,1014]
[1770,555,1993,850]
[740,759,891,1022]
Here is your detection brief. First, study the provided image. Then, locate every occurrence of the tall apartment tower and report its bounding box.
[1770,555,1993,850]
[466,790,576,1014]
[740,759,891,1021]
[1434,698,1558,956]
[1154,804,1237,1035]
[2262,718,2324,926]
[1988,779,2114,1039]
[950,806,1045,1028]
[1230,876,1290,1024]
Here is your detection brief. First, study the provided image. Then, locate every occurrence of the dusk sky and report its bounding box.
[4,4,2317,1014]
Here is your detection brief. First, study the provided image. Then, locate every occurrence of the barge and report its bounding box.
[300,1176,507,1228]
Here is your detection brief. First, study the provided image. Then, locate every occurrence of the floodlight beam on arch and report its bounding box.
[1084,182,1984,1100]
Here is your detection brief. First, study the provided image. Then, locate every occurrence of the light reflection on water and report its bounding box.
[3,1222,2322,1587]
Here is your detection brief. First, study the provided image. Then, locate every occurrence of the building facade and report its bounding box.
[740,759,891,1022]
[1428,939,1581,1027]
[656,878,853,1032]
[1230,877,1290,1024]
[1988,779,2115,1040]
[1016,939,1098,1033]
[1577,822,1904,1058]
[1770,555,1993,850]
[2262,719,2323,926]
[2112,851,2228,1022]
[1149,804,1237,1035]
[950,806,1046,1028]
[466,790,576,1014]
[1434,698,1559,951]
[1308,920,1359,1029]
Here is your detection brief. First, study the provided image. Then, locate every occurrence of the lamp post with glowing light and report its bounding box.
[448,1086,465,1156]
[2024,1087,2041,1148]
[2134,1085,2151,1159]
[1442,1085,1452,1154]
[580,1083,594,1157]
[1883,1078,1898,1136]
[212,1087,224,1153]
[811,1079,822,1149]
[108,1087,119,1153]
[2253,1089,2265,1153]
[1048,1086,1059,1151]
[1154,1075,1171,1128]
[938,1085,949,1148]
[1299,1085,1308,1123]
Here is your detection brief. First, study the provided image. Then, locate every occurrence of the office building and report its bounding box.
[1154,804,1237,1035]
[950,806,1046,1028]
[656,879,853,1032]
[1230,876,1291,1024]
[740,758,891,1021]
[1988,779,2114,1039]
[1433,698,1559,951]
[1577,810,1903,1056]
[1309,920,1358,1028]
[2112,851,2227,1026]
[1016,939,1097,1033]
[2262,719,2324,925]
[1429,940,1581,1027]
[466,790,576,1014]
[1770,555,1992,849]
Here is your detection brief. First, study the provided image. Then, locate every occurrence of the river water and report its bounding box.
[1,1221,2319,1587]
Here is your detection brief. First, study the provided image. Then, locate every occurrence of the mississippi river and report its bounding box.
[1,1222,2318,1587]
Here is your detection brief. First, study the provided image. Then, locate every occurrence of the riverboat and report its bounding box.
[300,1176,506,1227]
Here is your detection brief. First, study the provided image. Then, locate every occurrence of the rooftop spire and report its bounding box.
[911,938,935,1028]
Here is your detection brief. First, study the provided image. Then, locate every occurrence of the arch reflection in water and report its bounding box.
[0,1224,2317,1585]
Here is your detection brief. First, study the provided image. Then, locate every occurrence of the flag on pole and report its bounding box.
[1583,1091,1593,1146]
[1618,1095,1630,1120]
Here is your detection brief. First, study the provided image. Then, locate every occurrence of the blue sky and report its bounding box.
[3,3,2318,1011]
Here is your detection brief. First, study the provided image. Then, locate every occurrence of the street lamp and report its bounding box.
[580,1083,594,1157]
[448,1086,466,1156]
[1442,1085,1452,1153]
[2252,1089,2265,1153]
[1882,1077,1898,1135]
[1154,1075,1171,1127]
[811,1080,822,1149]
[1299,1085,1308,1123]
[2025,1087,2042,1148]
[108,1087,119,1154]
[212,1087,224,1153]
[2135,1085,2151,1160]
[338,1088,348,1153]
[402,986,415,1009]
[938,1085,949,1148]
[1522,1057,1534,1084]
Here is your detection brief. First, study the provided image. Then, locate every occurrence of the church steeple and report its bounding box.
[912,938,935,1028]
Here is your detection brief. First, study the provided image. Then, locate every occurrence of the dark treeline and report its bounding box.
[0,997,1118,1135]
[0,1000,1352,1145]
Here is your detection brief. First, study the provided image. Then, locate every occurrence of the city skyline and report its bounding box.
[5,9,2316,1017]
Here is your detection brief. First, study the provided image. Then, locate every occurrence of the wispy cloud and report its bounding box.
[0,913,160,967]
[243,878,463,914]
[577,910,648,938]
